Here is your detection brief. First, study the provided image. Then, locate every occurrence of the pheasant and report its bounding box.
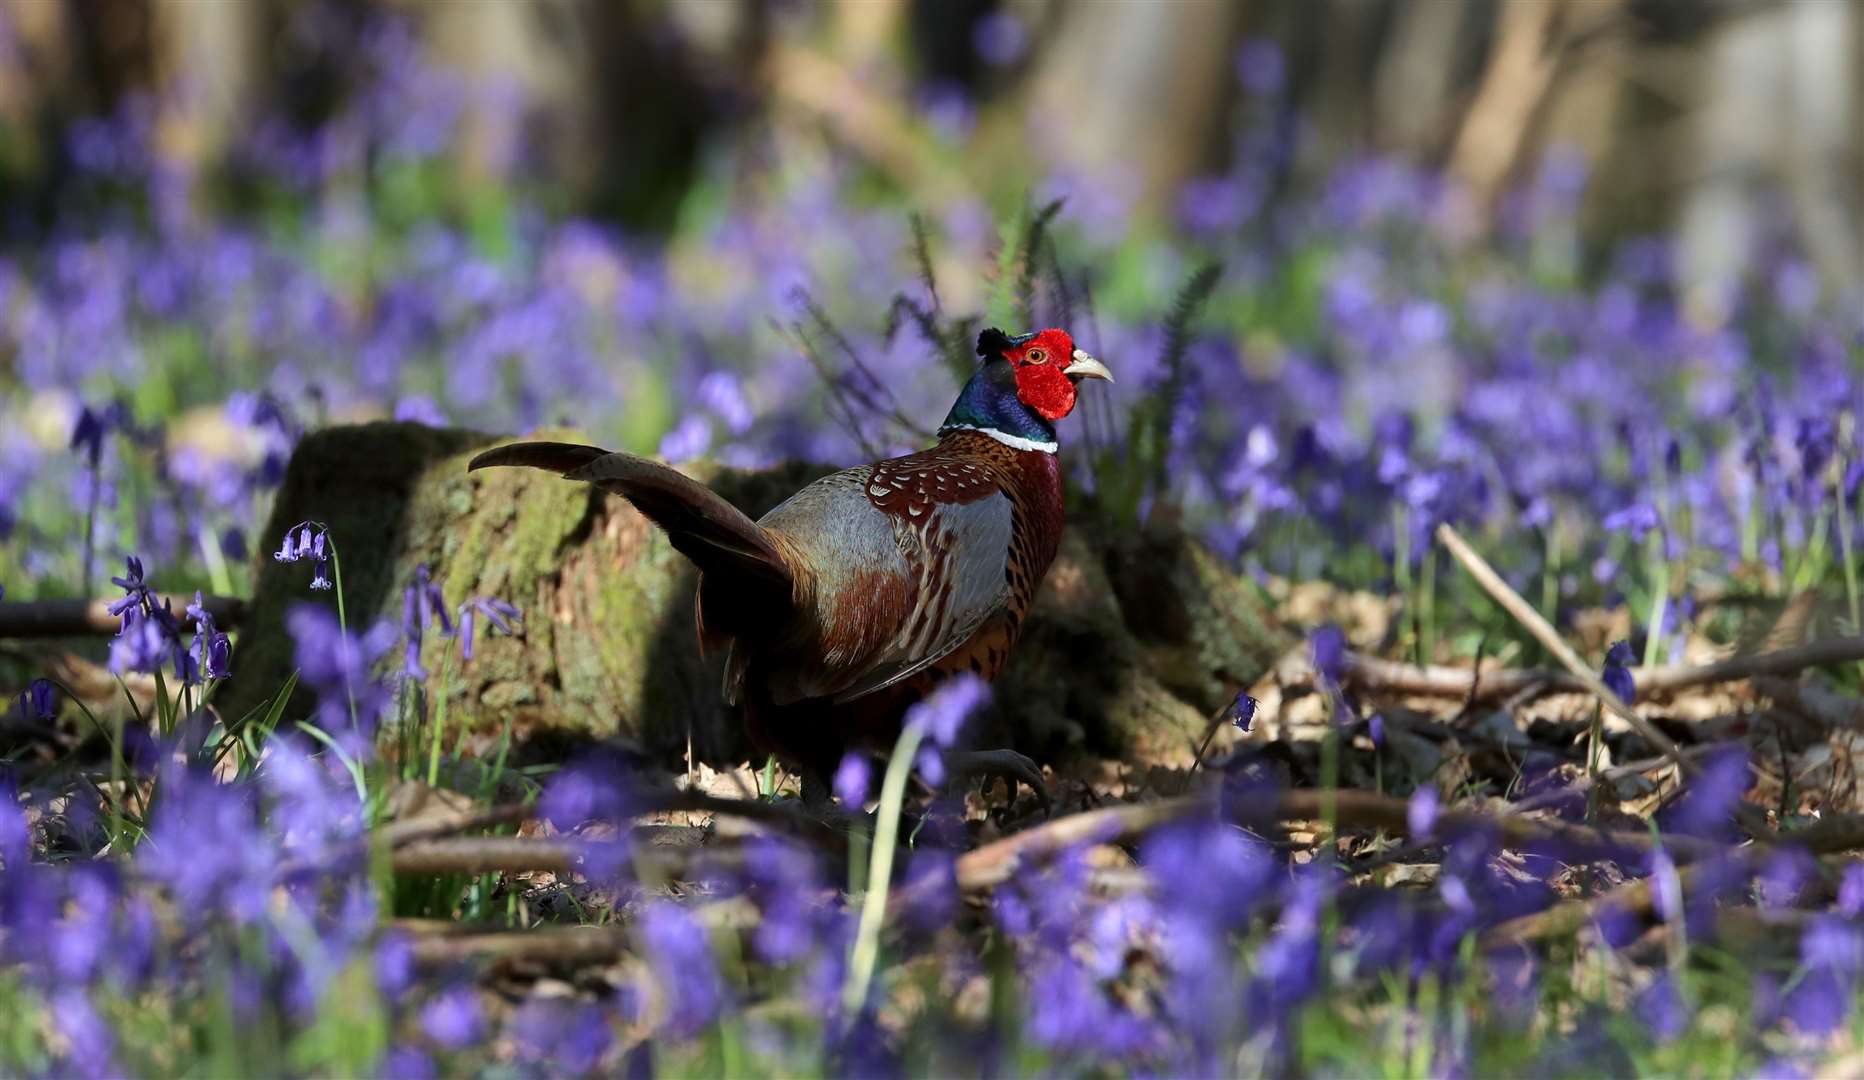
[468,327,1112,805]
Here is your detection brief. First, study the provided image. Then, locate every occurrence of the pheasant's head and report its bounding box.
[976,327,1114,422]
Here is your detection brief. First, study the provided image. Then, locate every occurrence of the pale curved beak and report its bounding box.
[1064,350,1113,383]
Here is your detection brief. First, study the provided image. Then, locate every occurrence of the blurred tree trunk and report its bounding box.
[1372,0,1477,159]
[150,0,261,191]
[1024,0,1245,216]
[1674,2,1862,321]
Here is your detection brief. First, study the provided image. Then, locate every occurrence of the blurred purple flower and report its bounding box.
[657,415,712,462]
[1601,502,1660,541]
[640,902,726,1038]
[287,603,395,737]
[1634,972,1687,1042]
[1839,863,1864,918]
[1309,624,1347,688]
[375,932,415,1002]
[914,744,946,786]
[1235,38,1286,96]
[381,1047,435,1080]
[833,752,871,807]
[1658,745,1751,840]
[539,753,637,829]
[1142,820,1275,930]
[51,988,118,1078]
[420,985,484,1050]
[393,395,449,427]
[1407,784,1440,842]
[973,11,1028,66]
[904,673,989,747]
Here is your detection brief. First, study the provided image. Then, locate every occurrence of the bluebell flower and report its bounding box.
[1228,692,1258,731]
[186,592,231,682]
[420,985,484,1050]
[1601,639,1636,705]
[972,10,1027,66]
[380,1047,435,1080]
[16,678,55,723]
[539,753,637,829]
[833,752,871,807]
[286,604,396,738]
[455,596,520,661]
[1658,745,1751,840]
[1234,37,1286,96]
[1309,624,1347,687]
[1602,502,1661,541]
[1838,863,1864,918]
[1407,784,1440,842]
[903,673,989,748]
[914,744,946,785]
[639,902,726,1038]
[1634,972,1687,1043]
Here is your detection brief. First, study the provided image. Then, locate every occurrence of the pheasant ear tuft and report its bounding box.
[976,327,1014,359]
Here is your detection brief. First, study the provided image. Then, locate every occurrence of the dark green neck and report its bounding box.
[938,364,1057,452]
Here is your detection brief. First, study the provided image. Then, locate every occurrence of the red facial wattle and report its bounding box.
[1010,329,1080,421]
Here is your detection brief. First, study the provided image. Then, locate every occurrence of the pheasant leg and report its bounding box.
[944,749,1050,813]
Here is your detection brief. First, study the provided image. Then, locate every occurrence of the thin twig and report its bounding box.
[1434,524,1693,775]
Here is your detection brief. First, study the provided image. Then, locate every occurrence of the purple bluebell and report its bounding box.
[914,744,947,785]
[903,673,989,748]
[380,1047,435,1080]
[286,604,396,738]
[1408,784,1440,842]
[186,592,231,681]
[1838,863,1864,918]
[539,753,637,829]
[455,596,520,661]
[1309,624,1347,687]
[1658,744,1751,840]
[1601,640,1635,705]
[274,521,335,591]
[16,678,54,723]
[1634,972,1687,1042]
[420,985,484,1050]
[1228,692,1258,731]
[972,10,1028,66]
[833,752,871,807]
[639,902,726,1038]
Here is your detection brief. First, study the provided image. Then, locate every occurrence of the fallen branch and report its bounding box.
[0,595,246,638]
[1340,640,1864,705]
[393,836,579,877]
[404,924,633,969]
[1482,812,1864,950]
[946,788,1735,896]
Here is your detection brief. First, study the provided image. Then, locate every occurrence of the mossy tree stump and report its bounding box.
[224,422,1290,769]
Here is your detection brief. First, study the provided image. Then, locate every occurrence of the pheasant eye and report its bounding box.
[1024,348,1048,364]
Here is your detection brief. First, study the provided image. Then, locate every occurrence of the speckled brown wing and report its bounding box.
[739,441,1014,706]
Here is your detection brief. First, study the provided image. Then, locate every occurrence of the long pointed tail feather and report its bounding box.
[469,441,793,587]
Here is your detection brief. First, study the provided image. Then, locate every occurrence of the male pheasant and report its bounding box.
[468,327,1111,804]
